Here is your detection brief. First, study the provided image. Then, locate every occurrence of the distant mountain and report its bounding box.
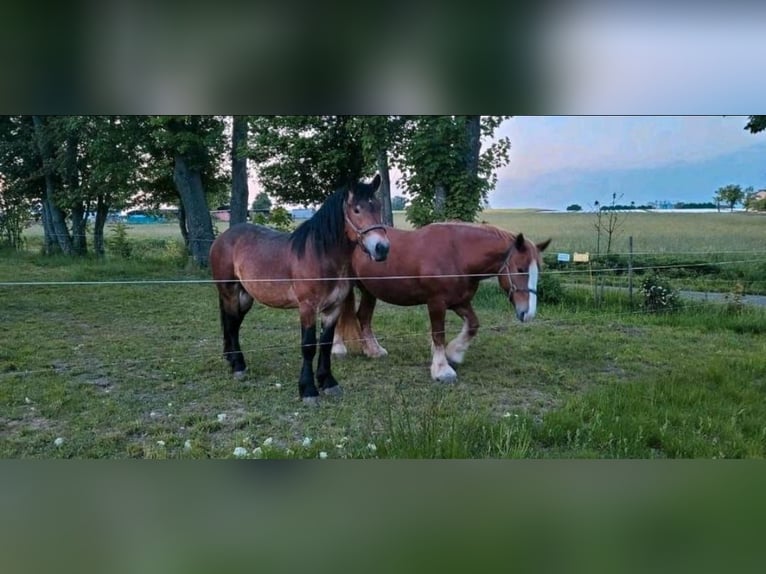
[493,141,766,210]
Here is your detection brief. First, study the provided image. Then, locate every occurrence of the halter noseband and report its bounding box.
[500,245,538,298]
[344,210,387,241]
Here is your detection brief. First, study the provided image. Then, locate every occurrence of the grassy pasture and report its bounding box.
[1,212,765,459]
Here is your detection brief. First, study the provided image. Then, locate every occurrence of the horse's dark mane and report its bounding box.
[290,179,377,259]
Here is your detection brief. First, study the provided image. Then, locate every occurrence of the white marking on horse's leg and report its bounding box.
[446,317,471,365]
[331,329,348,357]
[526,261,539,321]
[431,343,457,383]
[362,336,388,358]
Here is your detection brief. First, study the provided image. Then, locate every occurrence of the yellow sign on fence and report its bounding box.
[573,252,590,263]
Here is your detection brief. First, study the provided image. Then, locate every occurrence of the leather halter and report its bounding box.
[344,211,387,241]
[500,244,538,298]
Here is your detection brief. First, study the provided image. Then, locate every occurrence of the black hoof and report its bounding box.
[233,369,247,380]
[302,396,320,407]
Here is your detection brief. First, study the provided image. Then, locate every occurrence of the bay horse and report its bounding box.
[209,174,390,404]
[332,222,550,383]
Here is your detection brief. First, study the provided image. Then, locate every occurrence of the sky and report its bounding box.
[489,116,766,210]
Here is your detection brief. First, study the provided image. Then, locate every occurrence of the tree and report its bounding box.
[745,116,766,133]
[147,116,227,266]
[714,184,745,212]
[395,116,510,227]
[566,204,582,212]
[229,115,249,226]
[248,116,369,206]
[744,189,766,211]
[32,115,74,255]
[592,193,627,256]
[252,192,272,213]
[391,196,407,210]
[353,116,406,226]
[0,116,44,250]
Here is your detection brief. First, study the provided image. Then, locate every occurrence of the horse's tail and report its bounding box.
[334,286,363,355]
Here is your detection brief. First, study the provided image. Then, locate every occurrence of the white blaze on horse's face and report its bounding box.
[522,260,539,322]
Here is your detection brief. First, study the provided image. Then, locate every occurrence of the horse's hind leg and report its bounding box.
[446,303,480,366]
[428,301,457,383]
[357,286,388,358]
[218,283,253,377]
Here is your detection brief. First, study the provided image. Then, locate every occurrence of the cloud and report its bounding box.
[497,116,759,183]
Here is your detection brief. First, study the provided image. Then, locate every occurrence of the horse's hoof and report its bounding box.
[233,370,247,380]
[364,348,388,359]
[302,396,320,407]
[434,372,458,384]
[331,343,348,358]
[322,385,344,398]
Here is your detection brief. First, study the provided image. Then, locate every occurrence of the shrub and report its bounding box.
[640,274,681,313]
[107,222,132,258]
[538,272,564,304]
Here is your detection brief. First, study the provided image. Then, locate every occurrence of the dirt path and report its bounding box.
[565,285,766,307]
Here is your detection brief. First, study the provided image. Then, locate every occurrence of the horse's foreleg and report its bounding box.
[317,308,343,398]
[298,305,320,404]
[446,303,480,366]
[357,286,388,358]
[218,284,252,377]
[428,301,457,383]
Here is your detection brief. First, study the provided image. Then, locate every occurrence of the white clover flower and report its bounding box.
[25,397,32,404]
[156,440,166,447]
[53,437,65,447]
[263,437,274,447]
[253,446,263,459]
[149,411,159,418]
[319,451,328,459]
[367,443,377,452]
[217,413,227,422]
[233,447,248,458]
[184,440,192,450]
[275,383,282,389]
[503,412,512,418]
[302,437,312,447]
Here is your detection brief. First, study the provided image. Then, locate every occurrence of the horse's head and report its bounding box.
[498,233,551,323]
[344,173,390,262]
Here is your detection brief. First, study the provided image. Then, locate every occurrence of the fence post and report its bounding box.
[628,235,634,308]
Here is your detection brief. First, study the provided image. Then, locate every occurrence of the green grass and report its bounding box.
[2,241,765,459]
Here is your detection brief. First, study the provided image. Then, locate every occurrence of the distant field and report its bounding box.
[395,210,766,255]
[22,210,765,256]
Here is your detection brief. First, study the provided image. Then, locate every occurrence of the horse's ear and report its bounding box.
[536,238,552,252]
[346,189,355,204]
[371,173,381,192]
[514,233,526,251]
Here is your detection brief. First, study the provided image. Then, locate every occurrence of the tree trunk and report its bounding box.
[177,202,189,248]
[40,200,61,255]
[376,148,393,226]
[173,154,215,267]
[93,194,109,257]
[70,202,88,255]
[434,183,447,221]
[65,132,88,255]
[229,115,249,226]
[32,115,73,255]
[464,115,481,179]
